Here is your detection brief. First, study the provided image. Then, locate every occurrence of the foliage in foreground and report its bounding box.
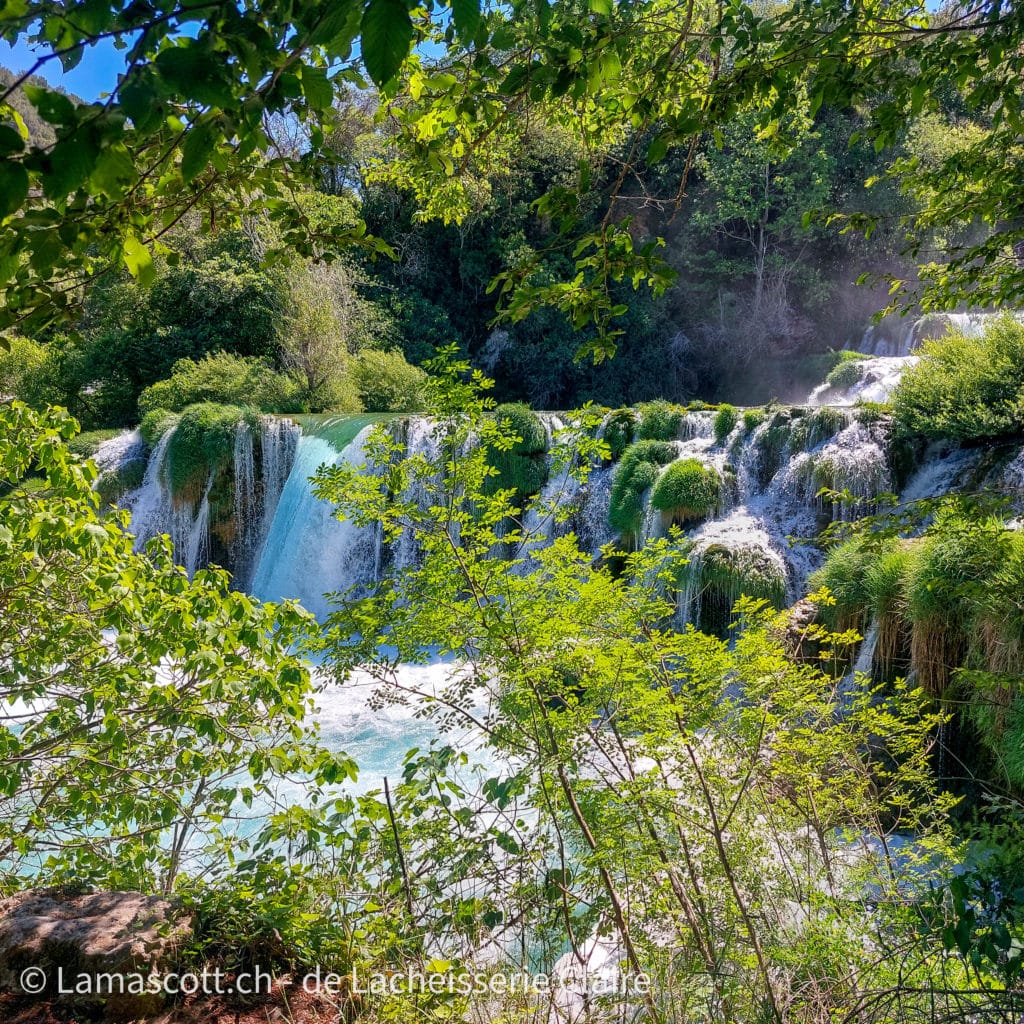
[0,402,323,891]
[301,356,1022,1023]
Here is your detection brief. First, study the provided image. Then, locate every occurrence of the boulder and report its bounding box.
[0,888,193,1021]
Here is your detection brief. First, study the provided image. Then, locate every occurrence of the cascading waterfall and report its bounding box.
[126,414,299,586]
[93,429,146,475]
[119,399,1024,632]
[128,431,212,577]
[250,428,380,619]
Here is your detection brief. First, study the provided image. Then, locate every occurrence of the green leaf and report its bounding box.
[120,76,161,131]
[91,145,136,197]
[299,65,334,112]
[451,0,481,43]
[180,122,217,183]
[0,161,28,217]
[156,44,234,108]
[361,0,413,87]
[41,134,99,199]
[122,233,155,286]
[0,125,25,157]
[22,84,77,126]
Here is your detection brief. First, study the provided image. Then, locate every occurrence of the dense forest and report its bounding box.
[2,1,1024,1023]
[0,50,997,422]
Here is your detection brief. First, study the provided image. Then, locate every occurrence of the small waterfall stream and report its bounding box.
[250,429,379,618]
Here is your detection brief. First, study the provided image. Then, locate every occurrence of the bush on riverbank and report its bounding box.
[139,353,304,416]
[893,315,1024,441]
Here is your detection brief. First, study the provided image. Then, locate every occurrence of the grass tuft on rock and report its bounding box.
[608,440,677,546]
[713,404,738,444]
[636,400,684,442]
[650,459,720,526]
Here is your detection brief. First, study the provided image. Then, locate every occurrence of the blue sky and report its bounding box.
[1,37,125,100]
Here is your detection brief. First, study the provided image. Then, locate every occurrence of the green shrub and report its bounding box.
[650,459,720,525]
[602,408,636,461]
[140,408,180,447]
[893,315,1024,441]
[742,407,766,433]
[165,403,259,500]
[139,352,304,416]
[352,349,427,412]
[713,404,739,444]
[636,400,684,441]
[484,403,549,501]
[609,441,677,544]
[824,352,869,391]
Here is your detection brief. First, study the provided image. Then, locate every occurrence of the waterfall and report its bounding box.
[807,355,919,406]
[128,431,212,577]
[250,428,380,619]
[93,429,146,474]
[839,621,880,702]
[126,414,298,585]
[390,417,443,575]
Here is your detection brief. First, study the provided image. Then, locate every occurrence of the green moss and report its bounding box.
[750,410,794,489]
[636,400,684,441]
[681,543,788,636]
[790,407,848,452]
[140,408,180,448]
[650,459,720,526]
[485,403,549,501]
[493,403,547,455]
[608,440,677,546]
[95,459,147,507]
[602,408,636,462]
[713,404,739,444]
[165,403,258,501]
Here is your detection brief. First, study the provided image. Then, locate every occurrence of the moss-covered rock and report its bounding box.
[636,400,684,442]
[602,408,636,462]
[650,459,720,527]
[608,440,677,546]
[485,403,549,502]
[790,406,849,452]
[713,404,739,444]
[680,543,788,636]
[140,408,180,448]
[166,403,259,502]
[823,351,869,391]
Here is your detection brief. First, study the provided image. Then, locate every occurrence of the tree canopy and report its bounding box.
[1,0,1022,353]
